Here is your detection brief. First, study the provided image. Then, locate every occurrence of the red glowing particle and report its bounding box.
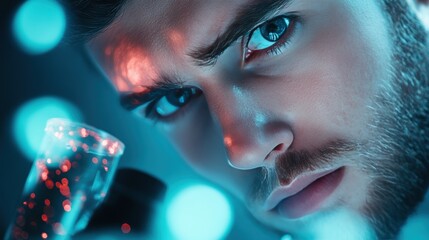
[104,166,109,172]
[41,214,48,222]
[41,171,49,181]
[56,170,61,175]
[92,157,98,164]
[61,160,71,173]
[62,200,71,212]
[61,178,69,185]
[54,131,64,139]
[121,223,131,234]
[55,182,62,188]
[80,128,88,137]
[82,143,89,152]
[44,199,51,206]
[60,186,70,197]
[53,223,65,235]
[101,140,108,146]
[36,160,46,169]
[30,193,36,199]
[45,180,54,189]
[23,201,27,205]
[94,133,101,142]
[61,165,69,172]
[64,204,71,212]
[28,202,35,209]
[41,232,48,239]
[108,146,115,155]
[102,158,108,165]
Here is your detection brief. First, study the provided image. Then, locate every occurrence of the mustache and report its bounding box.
[252,139,358,202]
[275,139,357,183]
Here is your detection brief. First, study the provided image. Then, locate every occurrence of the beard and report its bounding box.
[360,0,429,238]
[249,1,429,239]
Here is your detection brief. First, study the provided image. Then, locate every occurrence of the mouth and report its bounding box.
[264,167,345,219]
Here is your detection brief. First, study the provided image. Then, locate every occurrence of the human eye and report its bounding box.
[244,15,298,61]
[144,87,202,121]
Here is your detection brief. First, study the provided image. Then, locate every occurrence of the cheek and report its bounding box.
[163,100,256,199]
[267,5,389,145]
[166,100,217,168]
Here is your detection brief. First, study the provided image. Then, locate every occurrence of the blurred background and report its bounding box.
[0,0,284,239]
[2,1,428,240]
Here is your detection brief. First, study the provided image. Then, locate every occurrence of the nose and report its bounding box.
[204,83,294,170]
[223,118,294,169]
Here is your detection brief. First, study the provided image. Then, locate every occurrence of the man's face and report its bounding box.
[88,0,429,238]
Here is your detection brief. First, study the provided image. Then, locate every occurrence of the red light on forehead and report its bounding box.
[104,39,159,92]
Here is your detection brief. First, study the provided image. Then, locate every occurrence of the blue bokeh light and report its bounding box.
[281,234,293,240]
[13,0,66,54]
[166,184,234,240]
[12,96,82,160]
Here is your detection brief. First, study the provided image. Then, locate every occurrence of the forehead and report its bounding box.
[88,0,388,91]
[95,0,249,56]
[89,0,253,90]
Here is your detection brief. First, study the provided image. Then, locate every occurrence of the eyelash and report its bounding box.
[243,15,299,62]
[142,86,202,124]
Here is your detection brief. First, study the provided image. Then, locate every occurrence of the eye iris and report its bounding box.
[166,89,192,107]
[260,17,288,42]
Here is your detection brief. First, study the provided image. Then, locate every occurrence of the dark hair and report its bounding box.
[61,0,127,43]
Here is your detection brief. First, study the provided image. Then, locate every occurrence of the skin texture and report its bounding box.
[87,0,429,239]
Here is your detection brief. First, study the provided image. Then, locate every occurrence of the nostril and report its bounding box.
[264,143,285,160]
[273,143,284,152]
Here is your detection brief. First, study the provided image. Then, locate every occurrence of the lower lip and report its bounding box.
[276,167,345,219]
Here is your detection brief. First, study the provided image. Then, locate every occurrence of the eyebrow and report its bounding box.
[189,0,294,66]
[120,76,185,111]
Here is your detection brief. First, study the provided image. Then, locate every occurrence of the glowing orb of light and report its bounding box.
[166,184,234,240]
[13,96,82,160]
[13,0,66,54]
[281,234,294,240]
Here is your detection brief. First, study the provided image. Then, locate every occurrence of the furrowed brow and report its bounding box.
[120,76,185,111]
[189,0,293,67]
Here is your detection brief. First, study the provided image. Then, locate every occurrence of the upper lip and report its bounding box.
[263,168,339,211]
